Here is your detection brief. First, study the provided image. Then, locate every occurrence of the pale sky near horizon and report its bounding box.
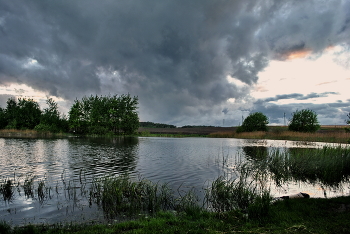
[1,1,350,126]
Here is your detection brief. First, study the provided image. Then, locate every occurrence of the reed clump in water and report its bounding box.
[250,146,350,190]
[205,164,272,221]
[88,173,272,221]
[23,176,35,198]
[0,179,15,202]
[0,174,54,204]
[90,176,177,218]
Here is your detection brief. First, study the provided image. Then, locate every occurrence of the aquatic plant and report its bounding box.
[0,179,14,201]
[205,163,272,218]
[90,176,175,218]
[247,145,350,192]
[23,176,35,198]
[175,187,202,215]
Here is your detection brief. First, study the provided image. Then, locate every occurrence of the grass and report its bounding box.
[245,145,350,190]
[209,127,350,143]
[87,165,274,220]
[1,196,350,233]
[90,176,177,218]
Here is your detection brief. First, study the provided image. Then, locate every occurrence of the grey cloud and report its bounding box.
[261,0,350,58]
[297,92,339,100]
[263,93,304,102]
[252,98,350,125]
[259,92,339,103]
[0,0,350,125]
[0,94,14,108]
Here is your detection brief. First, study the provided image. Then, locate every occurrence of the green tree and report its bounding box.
[118,94,139,134]
[3,98,41,130]
[288,109,320,132]
[68,99,87,134]
[0,107,7,129]
[35,98,68,133]
[68,94,139,135]
[4,98,18,129]
[16,98,42,129]
[237,112,269,133]
[87,95,109,135]
[345,113,350,132]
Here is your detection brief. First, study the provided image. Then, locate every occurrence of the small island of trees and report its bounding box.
[0,94,139,135]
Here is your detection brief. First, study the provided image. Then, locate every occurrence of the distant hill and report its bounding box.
[180,125,218,128]
[139,121,177,128]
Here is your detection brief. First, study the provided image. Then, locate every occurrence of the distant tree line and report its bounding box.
[180,125,217,128]
[0,94,140,135]
[0,97,68,133]
[139,122,176,128]
[139,124,220,129]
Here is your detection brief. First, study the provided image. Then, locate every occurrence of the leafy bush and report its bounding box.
[288,109,320,132]
[236,112,269,133]
[88,125,109,135]
[34,123,59,133]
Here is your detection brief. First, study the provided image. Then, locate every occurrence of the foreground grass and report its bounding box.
[1,196,350,233]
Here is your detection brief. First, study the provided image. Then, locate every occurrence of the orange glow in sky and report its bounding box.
[285,49,312,60]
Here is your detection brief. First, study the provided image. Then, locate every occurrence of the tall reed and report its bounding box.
[249,145,350,189]
[209,129,350,144]
[205,164,272,219]
[0,179,15,201]
[89,176,175,218]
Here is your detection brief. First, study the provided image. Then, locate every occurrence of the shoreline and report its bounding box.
[0,126,349,144]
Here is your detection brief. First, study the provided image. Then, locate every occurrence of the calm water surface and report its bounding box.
[0,137,348,225]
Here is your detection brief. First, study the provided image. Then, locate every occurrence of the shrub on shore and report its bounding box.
[236,112,269,133]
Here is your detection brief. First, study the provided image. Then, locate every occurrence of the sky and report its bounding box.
[0,0,350,127]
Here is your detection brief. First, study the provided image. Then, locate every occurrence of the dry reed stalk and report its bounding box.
[208,131,235,138]
[236,131,267,138]
[0,129,38,134]
[210,129,350,143]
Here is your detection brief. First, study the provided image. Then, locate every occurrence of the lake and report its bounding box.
[0,137,348,226]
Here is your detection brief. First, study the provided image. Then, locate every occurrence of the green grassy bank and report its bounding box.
[1,196,350,233]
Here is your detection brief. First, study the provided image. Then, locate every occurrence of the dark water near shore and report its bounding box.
[0,137,348,226]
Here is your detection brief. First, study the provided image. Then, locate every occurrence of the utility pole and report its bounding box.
[284,112,286,126]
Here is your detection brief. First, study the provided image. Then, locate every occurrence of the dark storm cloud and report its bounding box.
[0,0,350,125]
